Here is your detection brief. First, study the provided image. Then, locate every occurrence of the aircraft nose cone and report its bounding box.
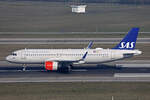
[6,56,11,61]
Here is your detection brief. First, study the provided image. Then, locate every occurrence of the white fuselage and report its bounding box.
[6,48,142,64]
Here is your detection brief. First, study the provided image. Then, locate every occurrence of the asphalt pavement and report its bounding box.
[0,60,150,82]
[0,38,150,44]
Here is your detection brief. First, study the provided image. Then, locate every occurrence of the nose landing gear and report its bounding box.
[22,64,26,71]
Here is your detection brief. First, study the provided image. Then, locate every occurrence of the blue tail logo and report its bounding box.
[119,42,135,49]
[113,28,140,50]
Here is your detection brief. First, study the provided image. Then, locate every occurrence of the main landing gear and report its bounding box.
[58,63,72,73]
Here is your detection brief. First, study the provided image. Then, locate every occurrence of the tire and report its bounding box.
[59,65,71,73]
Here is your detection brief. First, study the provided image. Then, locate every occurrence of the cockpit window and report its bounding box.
[11,53,17,56]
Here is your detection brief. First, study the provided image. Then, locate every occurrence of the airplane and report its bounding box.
[6,28,142,73]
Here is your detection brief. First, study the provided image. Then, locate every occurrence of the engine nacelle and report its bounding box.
[45,61,58,71]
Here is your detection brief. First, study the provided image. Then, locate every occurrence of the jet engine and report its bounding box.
[45,61,58,71]
[45,61,71,73]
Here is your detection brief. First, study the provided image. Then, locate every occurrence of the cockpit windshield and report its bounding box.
[11,53,17,56]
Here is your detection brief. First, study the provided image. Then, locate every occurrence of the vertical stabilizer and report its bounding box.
[113,28,140,50]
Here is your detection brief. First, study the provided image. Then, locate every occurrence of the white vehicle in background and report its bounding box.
[6,28,142,73]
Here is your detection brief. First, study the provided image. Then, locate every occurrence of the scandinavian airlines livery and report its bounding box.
[6,28,142,72]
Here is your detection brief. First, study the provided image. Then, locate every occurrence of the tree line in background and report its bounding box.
[2,0,150,4]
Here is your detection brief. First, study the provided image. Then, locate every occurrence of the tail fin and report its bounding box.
[113,28,140,50]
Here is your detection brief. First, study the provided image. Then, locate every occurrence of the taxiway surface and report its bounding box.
[0,60,150,82]
[0,38,150,44]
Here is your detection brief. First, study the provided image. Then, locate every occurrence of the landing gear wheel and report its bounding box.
[22,64,26,71]
[59,65,72,73]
